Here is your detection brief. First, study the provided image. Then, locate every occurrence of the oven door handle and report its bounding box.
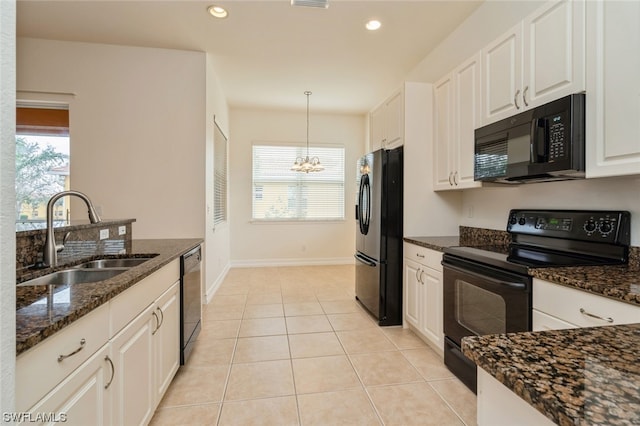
[444,263,527,291]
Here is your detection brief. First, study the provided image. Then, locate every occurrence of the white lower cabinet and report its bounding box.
[109,280,180,425]
[26,344,112,426]
[110,303,156,426]
[532,278,640,330]
[153,282,180,402]
[17,260,181,425]
[477,368,554,426]
[403,243,444,356]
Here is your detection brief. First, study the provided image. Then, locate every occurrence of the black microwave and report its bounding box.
[474,94,585,183]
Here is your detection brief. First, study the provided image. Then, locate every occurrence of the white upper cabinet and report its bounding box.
[434,74,454,190]
[585,0,640,178]
[434,52,482,191]
[482,23,523,124]
[482,0,585,125]
[369,89,404,151]
[453,53,482,188]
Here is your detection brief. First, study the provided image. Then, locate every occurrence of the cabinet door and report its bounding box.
[110,303,155,426]
[453,52,482,189]
[419,266,444,352]
[433,73,454,190]
[403,259,421,329]
[523,0,585,108]
[586,0,640,178]
[154,281,180,404]
[482,23,523,124]
[384,90,404,149]
[26,345,111,426]
[369,105,384,152]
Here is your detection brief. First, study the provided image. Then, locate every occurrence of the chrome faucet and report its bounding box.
[43,190,101,267]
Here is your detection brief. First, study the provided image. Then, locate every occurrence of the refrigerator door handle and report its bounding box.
[354,253,376,267]
[357,174,371,235]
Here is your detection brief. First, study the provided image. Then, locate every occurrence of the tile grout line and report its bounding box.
[215,291,246,426]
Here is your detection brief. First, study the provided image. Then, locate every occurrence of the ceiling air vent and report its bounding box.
[291,0,329,9]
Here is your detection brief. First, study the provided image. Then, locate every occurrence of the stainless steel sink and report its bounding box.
[17,268,128,287]
[72,258,153,269]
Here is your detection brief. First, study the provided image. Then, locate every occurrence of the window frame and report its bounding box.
[251,142,346,223]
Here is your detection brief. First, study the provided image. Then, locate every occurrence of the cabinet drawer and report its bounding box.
[110,259,180,336]
[404,243,442,271]
[16,302,110,412]
[532,309,578,331]
[533,279,640,328]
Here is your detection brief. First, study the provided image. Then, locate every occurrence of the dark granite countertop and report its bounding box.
[16,238,202,356]
[403,236,459,252]
[462,325,640,426]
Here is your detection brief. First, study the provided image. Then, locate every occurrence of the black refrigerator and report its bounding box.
[354,147,403,326]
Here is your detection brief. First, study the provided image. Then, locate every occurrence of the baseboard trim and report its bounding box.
[230,257,355,268]
[205,262,230,303]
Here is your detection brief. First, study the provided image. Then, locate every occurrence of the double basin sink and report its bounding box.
[18,257,155,287]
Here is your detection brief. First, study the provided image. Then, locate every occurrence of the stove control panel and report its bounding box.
[507,210,631,244]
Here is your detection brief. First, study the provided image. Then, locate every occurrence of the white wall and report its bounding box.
[0,0,16,415]
[461,177,640,240]
[407,0,640,245]
[204,53,231,299]
[229,108,364,266]
[17,38,206,239]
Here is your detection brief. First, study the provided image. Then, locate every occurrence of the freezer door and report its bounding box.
[354,252,381,320]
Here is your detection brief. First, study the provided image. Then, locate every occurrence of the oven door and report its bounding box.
[443,255,531,346]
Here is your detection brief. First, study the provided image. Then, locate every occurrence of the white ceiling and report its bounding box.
[17,0,483,114]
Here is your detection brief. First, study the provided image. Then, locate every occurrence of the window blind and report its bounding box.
[16,107,69,136]
[213,121,228,225]
[252,144,345,221]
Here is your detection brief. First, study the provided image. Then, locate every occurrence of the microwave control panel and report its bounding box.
[507,210,631,244]
[546,112,568,161]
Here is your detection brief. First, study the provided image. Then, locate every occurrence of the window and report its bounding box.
[15,106,70,230]
[213,119,228,226]
[252,144,345,221]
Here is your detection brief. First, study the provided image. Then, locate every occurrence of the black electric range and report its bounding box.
[441,209,631,393]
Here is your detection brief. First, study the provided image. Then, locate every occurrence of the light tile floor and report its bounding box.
[151,265,477,426]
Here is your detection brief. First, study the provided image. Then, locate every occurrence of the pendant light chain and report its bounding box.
[291,90,324,173]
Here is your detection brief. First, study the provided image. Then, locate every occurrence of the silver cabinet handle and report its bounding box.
[419,270,426,284]
[152,311,160,335]
[416,253,425,259]
[579,308,613,323]
[104,355,115,389]
[453,171,459,186]
[523,86,529,107]
[514,89,521,109]
[57,338,86,362]
[448,172,453,186]
[415,268,421,284]
[156,307,164,330]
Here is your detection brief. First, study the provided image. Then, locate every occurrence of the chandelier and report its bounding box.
[291,91,324,173]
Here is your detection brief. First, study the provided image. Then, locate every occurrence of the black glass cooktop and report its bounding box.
[444,243,627,275]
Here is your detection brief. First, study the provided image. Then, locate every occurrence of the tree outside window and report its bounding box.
[15,106,70,230]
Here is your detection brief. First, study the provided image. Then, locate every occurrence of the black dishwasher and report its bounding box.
[180,245,201,365]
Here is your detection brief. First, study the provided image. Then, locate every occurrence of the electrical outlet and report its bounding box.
[99,229,109,240]
[118,226,126,236]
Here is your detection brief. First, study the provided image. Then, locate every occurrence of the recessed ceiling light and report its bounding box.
[366,20,381,31]
[207,5,228,19]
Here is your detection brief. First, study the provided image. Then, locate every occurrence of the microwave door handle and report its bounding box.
[530,118,547,163]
